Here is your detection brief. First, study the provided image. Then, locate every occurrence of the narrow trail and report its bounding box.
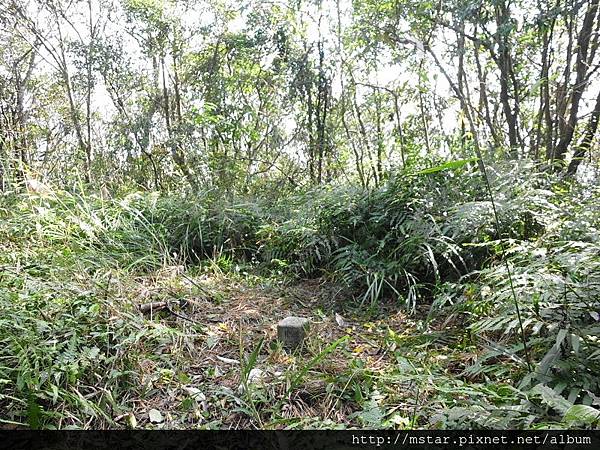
[126,271,425,428]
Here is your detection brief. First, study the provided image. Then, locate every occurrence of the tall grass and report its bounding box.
[0,187,189,428]
[1,161,598,428]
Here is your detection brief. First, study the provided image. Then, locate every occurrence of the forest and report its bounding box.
[1,0,600,431]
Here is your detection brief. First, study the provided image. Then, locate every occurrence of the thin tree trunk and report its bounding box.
[553,0,599,162]
[55,19,89,181]
[351,83,373,186]
[566,87,600,176]
[494,2,520,157]
[473,26,500,148]
[392,94,406,167]
[161,56,195,189]
[539,8,556,161]
[85,0,93,184]
[423,43,486,175]
[417,59,431,156]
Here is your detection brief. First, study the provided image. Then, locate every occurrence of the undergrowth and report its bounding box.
[1,161,599,429]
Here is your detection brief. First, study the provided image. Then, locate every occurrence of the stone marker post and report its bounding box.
[277,316,310,349]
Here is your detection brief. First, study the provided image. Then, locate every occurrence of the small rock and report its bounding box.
[148,408,163,423]
[335,312,347,327]
[238,368,266,393]
[277,316,310,349]
[247,368,264,383]
[183,386,206,401]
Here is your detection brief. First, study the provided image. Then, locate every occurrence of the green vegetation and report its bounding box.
[1,0,600,431]
[1,160,599,429]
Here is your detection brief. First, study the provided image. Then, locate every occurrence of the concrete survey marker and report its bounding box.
[277,316,310,349]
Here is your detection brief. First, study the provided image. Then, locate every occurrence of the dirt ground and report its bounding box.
[126,272,422,429]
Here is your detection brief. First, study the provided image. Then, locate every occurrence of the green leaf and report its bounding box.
[417,158,478,175]
[564,405,600,425]
[290,335,349,390]
[570,333,580,354]
[531,384,572,415]
[27,396,42,430]
[355,397,384,428]
[536,329,568,379]
[241,337,264,383]
[127,412,137,429]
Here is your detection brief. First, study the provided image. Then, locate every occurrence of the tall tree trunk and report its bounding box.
[566,87,600,176]
[533,10,554,160]
[552,0,599,163]
[494,2,520,157]
[417,59,431,156]
[473,26,500,148]
[306,75,315,183]
[540,11,556,161]
[392,94,406,167]
[423,42,486,175]
[351,82,374,186]
[161,56,196,190]
[84,0,94,184]
[14,47,36,181]
[54,18,89,182]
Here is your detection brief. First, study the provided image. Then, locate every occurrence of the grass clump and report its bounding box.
[1,162,599,429]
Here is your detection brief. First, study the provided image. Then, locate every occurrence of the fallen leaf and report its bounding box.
[183,386,206,401]
[127,412,137,429]
[248,368,264,383]
[216,356,239,365]
[352,345,365,354]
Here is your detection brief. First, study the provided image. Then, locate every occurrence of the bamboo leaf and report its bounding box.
[417,158,479,175]
[564,405,600,425]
